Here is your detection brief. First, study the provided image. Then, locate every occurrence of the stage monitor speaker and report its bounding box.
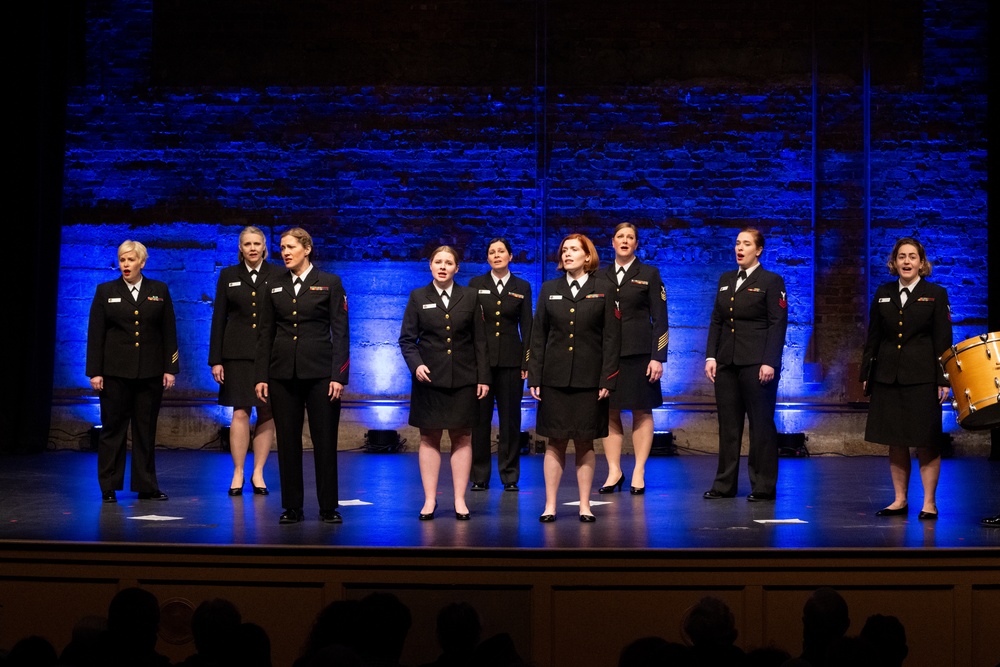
[651,431,676,456]
[777,432,808,457]
[364,429,404,453]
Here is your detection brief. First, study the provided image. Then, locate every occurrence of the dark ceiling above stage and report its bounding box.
[150,0,923,87]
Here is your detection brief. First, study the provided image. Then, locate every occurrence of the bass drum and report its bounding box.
[939,332,1000,430]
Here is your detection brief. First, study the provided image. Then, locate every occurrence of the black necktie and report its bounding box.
[570,280,580,296]
[738,270,747,281]
[441,291,450,308]
[130,286,138,301]
[293,277,302,294]
[736,270,747,289]
[496,280,503,294]
[900,287,910,306]
[250,269,258,283]
[617,266,625,284]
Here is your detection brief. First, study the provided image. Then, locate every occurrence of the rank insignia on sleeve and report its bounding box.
[660,285,666,302]
[779,291,787,309]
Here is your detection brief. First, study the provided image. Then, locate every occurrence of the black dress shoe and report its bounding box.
[747,492,776,502]
[138,490,168,501]
[630,486,645,495]
[503,483,519,492]
[279,508,304,524]
[419,510,435,521]
[981,514,1000,526]
[875,506,908,517]
[703,489,735,499]
[252,485,269,496]
[102,490,117,504]
[538,514,556,523]
[471,483,488,491]
[598,475,624,494]
[579,513,596,523]
[320,510,343,524]
[455,511,471,520]
[918,510,938,521]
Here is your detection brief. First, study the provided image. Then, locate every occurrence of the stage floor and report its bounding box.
[2,449,999,550]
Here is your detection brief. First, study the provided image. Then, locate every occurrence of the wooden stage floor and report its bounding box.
[1,449,999,549]
[3,450,999,667]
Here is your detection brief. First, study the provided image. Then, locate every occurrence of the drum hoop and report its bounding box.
[941,334,1000,363]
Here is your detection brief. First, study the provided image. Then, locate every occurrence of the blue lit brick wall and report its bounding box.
[53,0,988,448]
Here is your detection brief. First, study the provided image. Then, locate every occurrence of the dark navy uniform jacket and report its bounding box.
[208,261,278,365]
[527,274,621,391]
[86,277,179,379]
[254,268,350,384]
[468,272,533,369]
[860,279,952,386]
[603,259,668,360]
[705,265,787,369]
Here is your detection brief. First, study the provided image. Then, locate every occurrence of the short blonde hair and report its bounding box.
[117,240,148,264]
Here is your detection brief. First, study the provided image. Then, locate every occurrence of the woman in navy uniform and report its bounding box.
[468,238,533,492]
[599,223,668,496]
[861,237,952,520]
[255,227,350,525]
[86,240,179,503]
[527,233,621,522]
[400,246,490,520]
[703,227,787,502]
[209,226,276,496]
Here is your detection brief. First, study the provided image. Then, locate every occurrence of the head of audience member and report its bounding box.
[300,599,366,661]
[107,587,162,653]
[190,598,242,663]
[222,622,272,667]
[58,615,107,667]
[859,614,908,667]
[434,601,481,658]
[619,636,694,667]
[683,597,739,648]
[358,591,412,666]
[800,587,850,660]
[472,631,524,667]
[3,635,58,667]
[744,643,791,667]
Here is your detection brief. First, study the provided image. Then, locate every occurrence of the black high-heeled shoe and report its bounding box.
[419,501,438,521]
[228,475,244,497]
[630,485,645,495]
[252,484,269,496]
[598,475,624,494]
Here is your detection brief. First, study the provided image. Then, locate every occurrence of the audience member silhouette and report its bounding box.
[781,587,850,667]
[745,644,792,667]
[356,592,413,667]
[179,598,242,667]
[222,622,273,667]
[858,614,908,667]
[295,600,366,667]
[99,586,172,667]
[470,632,526,667]
[419,602,482,667]
[682,597,747,666]
[58,615,107,667]
[618,636,694,667]
[823,636,878,667]
[2,635,58,667]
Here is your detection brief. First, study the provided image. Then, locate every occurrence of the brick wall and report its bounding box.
[51,0,989,453]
